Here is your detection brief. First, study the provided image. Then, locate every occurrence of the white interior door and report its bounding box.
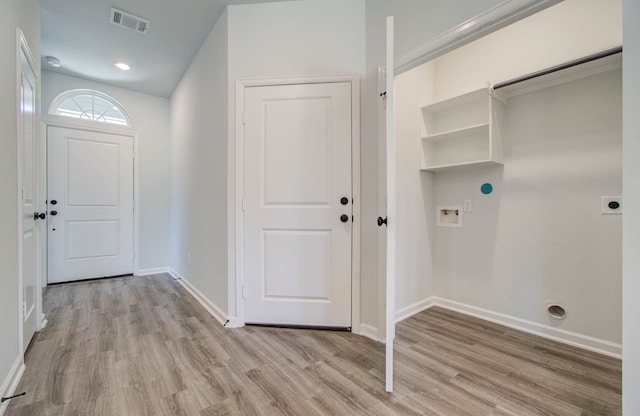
[47,126,134,283]
[19,34,40,353]
[385,16,396,393]
[243,82,353,327]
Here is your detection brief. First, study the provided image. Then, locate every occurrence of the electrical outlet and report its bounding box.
[601,196,622,214]
[187,253,191,265]
[463,200,472,212]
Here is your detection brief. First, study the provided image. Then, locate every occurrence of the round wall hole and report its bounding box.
[547,304,566,319]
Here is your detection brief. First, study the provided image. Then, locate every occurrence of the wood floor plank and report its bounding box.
[5,274,621,416]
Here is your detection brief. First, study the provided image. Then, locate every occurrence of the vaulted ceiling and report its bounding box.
[40,0,291,97]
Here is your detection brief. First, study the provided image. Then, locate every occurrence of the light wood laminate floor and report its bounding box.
[6,274,621,415]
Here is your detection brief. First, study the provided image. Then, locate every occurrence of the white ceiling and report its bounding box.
[40,0,290,97]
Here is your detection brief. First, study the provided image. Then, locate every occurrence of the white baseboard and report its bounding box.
[0,356,25,416]
[135,267,170,276]
[161,269,621,358]
[224,317,244,328]
[392,296,622,358]
[357,323,383,342]
[395,297,437,323]
[433,297,622,358]
[168,268,227,326]
[168,269,182,281]
[357,297,437,342]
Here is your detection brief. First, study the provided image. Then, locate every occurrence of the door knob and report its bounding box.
[50,210,58,216]
[377,216,387,227]
[33,212,46,220]
[50,199,57,205]
[340,214,349,223]
[340,197,349,206]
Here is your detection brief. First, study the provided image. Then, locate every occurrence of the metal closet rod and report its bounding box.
[493,46,623,90]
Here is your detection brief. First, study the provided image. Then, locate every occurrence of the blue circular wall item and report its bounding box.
[481,183,493,195]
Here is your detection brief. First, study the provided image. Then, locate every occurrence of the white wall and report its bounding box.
[0,0,40,403]
[228,0,365,80]
[169,0,366,324]
[623,0,640,412]
[393,63,437,318]
[41,71,171,274]
[363,0,506,334]
[170,10,229,314]
[433,0,622,101]
[434,69,622,346]
[226,0,366,321]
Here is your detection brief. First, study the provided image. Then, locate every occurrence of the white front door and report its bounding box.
[243,82,353,327]
[19,34,40,352]
[47,126,134,283]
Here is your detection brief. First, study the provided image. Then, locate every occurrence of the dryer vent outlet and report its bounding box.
[547,304,567,319]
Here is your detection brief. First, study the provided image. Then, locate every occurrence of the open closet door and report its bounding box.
[384,15,396,393]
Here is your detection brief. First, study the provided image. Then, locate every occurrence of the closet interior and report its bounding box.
[393,0,622,356]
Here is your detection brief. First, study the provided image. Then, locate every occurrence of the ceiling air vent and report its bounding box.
[109,7,151,35]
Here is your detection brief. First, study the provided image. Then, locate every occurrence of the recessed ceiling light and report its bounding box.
[114,61,131,71]
[46,56,61,68]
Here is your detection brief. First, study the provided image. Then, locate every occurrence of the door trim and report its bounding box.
[376,67,388,343]
[233,74,361,332]
[394,0,563,75]
[16,29,42,356]
[41,119,140,277]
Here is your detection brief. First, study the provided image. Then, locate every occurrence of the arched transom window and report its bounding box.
[49,89,131,127]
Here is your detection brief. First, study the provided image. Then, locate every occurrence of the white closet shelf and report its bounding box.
[421,123,489,143]
[421,88,487,113]
[419,86,505,172]
[420,159,503,172]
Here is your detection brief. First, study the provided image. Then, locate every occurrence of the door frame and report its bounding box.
[16,29,43,355]
[233,74,361,331]
[41,119,140,279]
[376,67,388,343]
